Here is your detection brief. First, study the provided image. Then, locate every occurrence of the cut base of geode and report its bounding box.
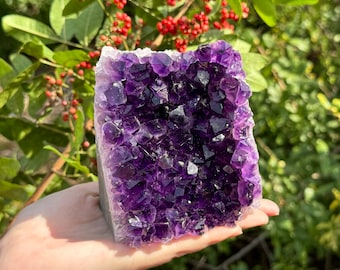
[94,40,262,247]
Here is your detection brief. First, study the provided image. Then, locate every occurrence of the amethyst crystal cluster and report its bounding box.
[94,40,262,247]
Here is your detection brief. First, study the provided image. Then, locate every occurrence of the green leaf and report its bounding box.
[274,0,318,5]
[20,148,50,173]
[315,139,329,154]
[50,0,78,41]
[3,62,40,90]
[10,54,32,73]
[253,0,277,27]
[63,0,95,16]
[0,88,18,110]
[6,88,25,115]
[241,52,268,73]
[0,62,39,110]
[0,58,13,78]
[27,80,49,118]
[246,72,268,92]
[317,93,331,109]
[0,58,15,88]
[75,1,104,46]
[0,157,20,180]
[228,0,242,17]
[0,180,30,201]
[229,38,252,53]
[2,14,60,44]
[18,125,68,158]
[21,40,54,61]
[53,49,89,68]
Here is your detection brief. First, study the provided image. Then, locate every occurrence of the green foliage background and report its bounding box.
[0,0,340,269]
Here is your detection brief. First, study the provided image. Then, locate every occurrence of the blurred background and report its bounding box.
[0,0,339,269]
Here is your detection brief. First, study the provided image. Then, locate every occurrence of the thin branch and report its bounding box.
[216,232,268,270]
[151,0,195,49]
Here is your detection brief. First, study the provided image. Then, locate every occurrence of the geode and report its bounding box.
[94,40,262,247]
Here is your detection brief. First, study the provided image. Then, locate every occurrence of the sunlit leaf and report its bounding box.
[228,0,242,17]
[2,14,60,44]
[0,180,30,201]
[246,72,268,92]
[21,40,54,60]
[53,49,89,67]
[241,52,268,72]
[0,157,20,180]
[75,1,104,46]
[63,0,95,16]
[10,54,32,73]
[50,0,78,41]
[253,0,277,27]
[0,58,15,88]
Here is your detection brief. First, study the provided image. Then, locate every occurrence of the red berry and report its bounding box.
[56,79,63,86]
[100,35,108,41]
[204,4,212,14]
[45,90,53,98]
[69,107,77,115]
[83,141,90,148]
[62,112,69,121]
[167,0,176,6]
[80,61,87,68]
[71,99,79,107]
[213,21,222,29]
[48,77,56,85]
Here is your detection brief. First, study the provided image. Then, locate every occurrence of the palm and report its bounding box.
[1,182,279,270]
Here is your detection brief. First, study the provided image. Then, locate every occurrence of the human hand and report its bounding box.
[0,182,279,270]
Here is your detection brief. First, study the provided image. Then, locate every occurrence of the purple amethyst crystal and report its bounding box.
[94,40,262,247]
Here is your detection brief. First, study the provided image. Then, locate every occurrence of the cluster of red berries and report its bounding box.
[44,73,82,121]
[99,12,132,47]
[157,12,209,52]
[44,50,101,122]
[213,1,249,30]
[156,1,250,52]
[105,0,127,9]
[61,96,82,121]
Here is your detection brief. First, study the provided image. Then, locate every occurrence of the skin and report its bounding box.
[0,182,279,270]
